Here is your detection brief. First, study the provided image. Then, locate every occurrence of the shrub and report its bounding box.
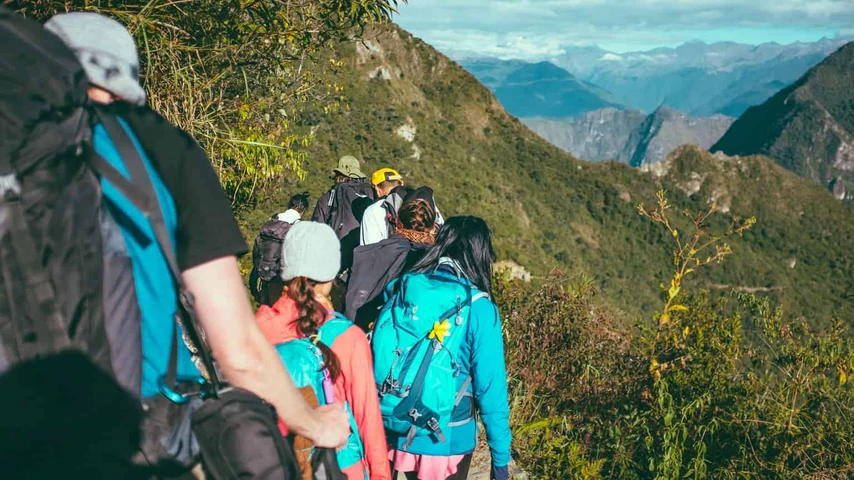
[499,192,854,479]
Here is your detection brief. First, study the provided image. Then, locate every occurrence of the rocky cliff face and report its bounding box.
[626,106,734,166]
[522,108,645,162]
[523,106,733,165]
[712,42,854,200]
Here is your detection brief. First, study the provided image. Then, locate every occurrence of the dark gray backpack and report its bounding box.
[0,6,123,383]
[327,180,375,239]
[252,217,298,282]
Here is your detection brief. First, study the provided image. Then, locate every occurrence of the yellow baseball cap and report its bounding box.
[371,168,403,186]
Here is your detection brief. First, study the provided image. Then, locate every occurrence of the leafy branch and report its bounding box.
[638,190,755,378]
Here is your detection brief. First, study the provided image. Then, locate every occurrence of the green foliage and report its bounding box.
[254,26,854,324]
[12,0,404,211]
[499,193,854,479]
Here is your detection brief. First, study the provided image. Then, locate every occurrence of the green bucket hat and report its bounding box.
[332,155,366,179]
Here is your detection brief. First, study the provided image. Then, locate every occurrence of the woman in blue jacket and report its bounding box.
[385,216,512,480]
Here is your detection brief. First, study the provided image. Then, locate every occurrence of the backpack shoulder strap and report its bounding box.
[318,313,354,346]
[382,200,396,236]
[471,291,491,303]
[88,109,221,393]
[0,174,70,358]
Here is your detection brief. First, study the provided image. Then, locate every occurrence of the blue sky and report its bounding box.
[394,0,853,58]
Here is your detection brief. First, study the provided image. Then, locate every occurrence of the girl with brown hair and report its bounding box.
[255,221,391,480]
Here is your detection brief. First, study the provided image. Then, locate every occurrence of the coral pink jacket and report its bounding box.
[256,295,391,480]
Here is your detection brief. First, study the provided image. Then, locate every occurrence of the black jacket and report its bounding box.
[345,235,430,330]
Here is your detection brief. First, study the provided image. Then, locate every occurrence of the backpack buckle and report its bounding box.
[0,175,21,202]
[159,377,209,404]
[380,377,400,396]
[408,408,423,422]
[427,417,446,443]
[426,417,440,432]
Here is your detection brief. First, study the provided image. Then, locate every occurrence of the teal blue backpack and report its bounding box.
[275,314,366,474]
[371,270,489,450]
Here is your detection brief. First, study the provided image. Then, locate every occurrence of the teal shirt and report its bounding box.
[94,118,201,398]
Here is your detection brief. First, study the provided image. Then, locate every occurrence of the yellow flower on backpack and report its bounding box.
[428,319,452,343]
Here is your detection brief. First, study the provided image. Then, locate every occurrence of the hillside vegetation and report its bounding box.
[713,42,854,199]
[245,26,854,324]
[500,241,854,479]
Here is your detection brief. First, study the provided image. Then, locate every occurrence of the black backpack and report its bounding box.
[345,237,429,330]
[252,216,298,282]
[381,185,412,237]
[0,7,123,380]
[326,180,375,240]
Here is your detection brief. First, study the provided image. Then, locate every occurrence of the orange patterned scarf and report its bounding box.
[394,226,435,246]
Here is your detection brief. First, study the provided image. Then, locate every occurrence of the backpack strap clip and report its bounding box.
[426,417,445,443]
[0,174,21,201]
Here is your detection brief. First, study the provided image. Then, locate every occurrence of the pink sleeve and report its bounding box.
[332,327,392,480]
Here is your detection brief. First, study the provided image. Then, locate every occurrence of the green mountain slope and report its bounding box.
[712,42,854,200]
[245,26,854,323]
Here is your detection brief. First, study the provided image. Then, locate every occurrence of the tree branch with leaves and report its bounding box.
[638,190,755,378]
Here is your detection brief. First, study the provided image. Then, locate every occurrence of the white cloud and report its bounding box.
[394,0,853,59]
[600,53,624,61]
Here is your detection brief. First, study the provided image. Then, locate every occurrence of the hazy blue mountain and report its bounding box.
[524,106,733,166]
[460,38,847,119]
[460,60,624,118]
[459,57,528,91]
[552,38,848,116]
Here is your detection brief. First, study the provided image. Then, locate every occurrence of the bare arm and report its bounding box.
[182,256,348,447]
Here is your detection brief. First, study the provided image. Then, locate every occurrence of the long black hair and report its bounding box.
[411,216,496,296]
[288,192,310,213]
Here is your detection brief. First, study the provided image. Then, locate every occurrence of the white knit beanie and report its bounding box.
[280,222,341,282]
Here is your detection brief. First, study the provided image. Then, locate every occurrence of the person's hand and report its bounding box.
[308,404,350,448]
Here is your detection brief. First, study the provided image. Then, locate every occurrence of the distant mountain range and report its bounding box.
[467,60,623,119]
[524,106,733,166]
[460,38,848,118]
[713,42,854,201]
